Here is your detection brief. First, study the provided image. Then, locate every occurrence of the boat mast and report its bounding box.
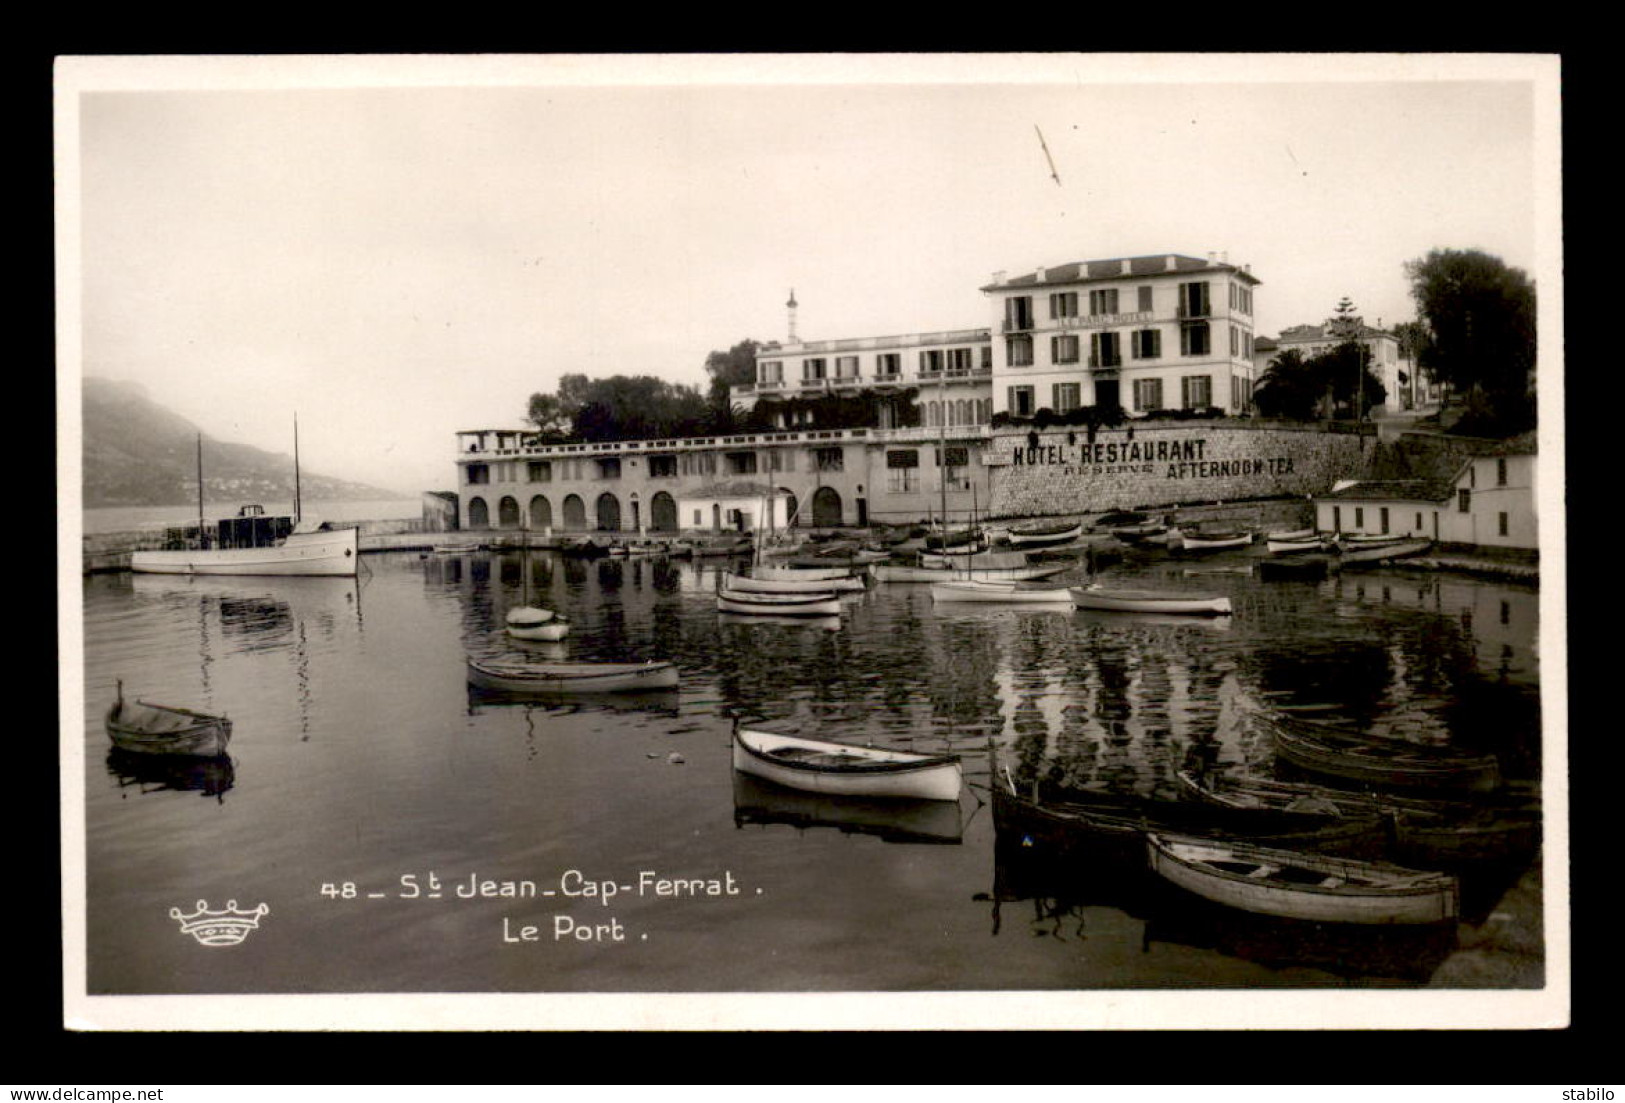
[293,413,302,525]
[196,434,206,548]
[938,373,948,535]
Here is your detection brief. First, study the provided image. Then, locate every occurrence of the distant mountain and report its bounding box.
[81,378,410,508]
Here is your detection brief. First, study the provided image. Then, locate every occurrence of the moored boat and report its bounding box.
[1068,585,1232,616]
[1267,714,1502,793]
[874,562,1070,584]
[930,579,1075,604]
[918,548,1030,570]
[1175,530,1254,553]
[1005,519,1085,548]
[1266,528,1316,542]
[748,564,867,585]
[1335,536,1432,565]
[992,779,1389,864]
[716,588,842,617]
[1146,832,1460,925]
[132,514,360,577]
[505,609,570,641]
[105,681,233,757]
[1267,533,1334,556]
[732,725,963,801]
[727,568,866,593]
[465,657,680,693]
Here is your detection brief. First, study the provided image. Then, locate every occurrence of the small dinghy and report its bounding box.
[1146,832,1460,925]
[466,657,679,693]
[716,588,842,617]
[930,579,1076,604]
[1176,530,1254,553]
[505,606,570,641]
[732,725,963,801]
[1267,714,1502,793]
[725,570,865,594]
[1069,585,1232,616]
[105,681,232,757]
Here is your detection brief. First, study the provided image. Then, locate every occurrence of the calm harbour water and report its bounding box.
[77,544,1543,995]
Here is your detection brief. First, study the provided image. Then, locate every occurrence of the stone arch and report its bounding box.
[561,494,587,531]
[811,485,843,527]
[527,494,552,531]
[650,491,678,532]
[596,492,622,532]
[466,496,489,529]
[497,496,521,529]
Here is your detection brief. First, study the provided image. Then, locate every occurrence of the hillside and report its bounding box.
[81,378,408,508]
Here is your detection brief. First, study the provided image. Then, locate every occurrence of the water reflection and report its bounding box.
[731,772,964,845]
[105,748,235,802]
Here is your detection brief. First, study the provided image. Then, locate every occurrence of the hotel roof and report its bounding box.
[1318,478,1456,503]
[981,253,1260,292]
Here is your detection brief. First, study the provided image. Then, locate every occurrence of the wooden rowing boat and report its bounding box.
[1068,585,1232,616]
[1176,530,1254,552]
[874,562,1069,583]
[465,657,680,693]
[930,579,1076,604]
[105,681,233,757]
[747,564,867,584]
[725,569,865,593]
[1267,534,1334,556]
[1268,715,1502,793]
[1335,536,1432,564]
[732,726,963,801]
[992,780,1389,863]
[1006,519,1085,548]
[716,588,842,617]
[1146,832,1460,925]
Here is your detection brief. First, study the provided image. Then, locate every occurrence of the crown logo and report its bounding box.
[169,899,269,947]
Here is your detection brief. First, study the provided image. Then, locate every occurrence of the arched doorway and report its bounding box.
[527,495,552,531]
[812,486,842,527]
[596,492,622,532]
[498,496,521,529]
[650,491,677,532]
[466,496,489,529]
[561,494,587,531]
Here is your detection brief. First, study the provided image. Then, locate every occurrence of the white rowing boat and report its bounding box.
[465,657,680,693]
[930,579,1076,604]
[1146,832,1460,925]
[716,588,842,617]
[732,726,963,801]
[1068,585,1232,616]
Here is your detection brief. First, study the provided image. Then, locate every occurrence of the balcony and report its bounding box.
[1001,318,1035,334]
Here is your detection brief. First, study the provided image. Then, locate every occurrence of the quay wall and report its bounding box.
[985,422,1372,519]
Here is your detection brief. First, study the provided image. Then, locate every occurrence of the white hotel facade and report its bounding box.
[736,252,1263,427]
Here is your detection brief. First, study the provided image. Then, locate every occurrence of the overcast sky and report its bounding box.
[58,54,1560,498]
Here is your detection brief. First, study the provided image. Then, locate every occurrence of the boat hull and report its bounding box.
[1336,538,1432,564]
[1069,587,1232,616]
[726,570,865,593]
[106,701,233,757]
[732,728,963,801]
[131,527,360,577]
[506,620,570,641]
[717,590,842,617]
[930,580,1074,604]
[1269,718,1502,793]
[1006,521,1085,548]
[874,563,1068,584]
[1147,832,1459,925]
[466,658,680,693]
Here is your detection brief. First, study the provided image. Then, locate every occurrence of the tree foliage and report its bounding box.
[703,339,762,411]
[1253,345,1386,422]
[1404,248,1536,433]
[525,373,720,443]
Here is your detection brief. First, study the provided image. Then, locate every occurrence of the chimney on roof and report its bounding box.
[1165,255,1178,271]
[1120,259,1132,275]
[1206,252,1217,265]
[992,270,1006,285]
[1034,266,1046,282]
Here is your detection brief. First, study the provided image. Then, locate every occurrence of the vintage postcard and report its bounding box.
[56,52,1567,1031]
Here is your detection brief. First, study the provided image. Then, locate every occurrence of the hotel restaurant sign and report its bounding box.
[1008,434,1298,482]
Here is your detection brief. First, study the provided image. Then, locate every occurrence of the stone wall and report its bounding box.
[986,421,1373,519]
